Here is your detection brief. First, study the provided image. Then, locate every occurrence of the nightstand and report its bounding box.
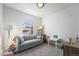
[43,35,47,43]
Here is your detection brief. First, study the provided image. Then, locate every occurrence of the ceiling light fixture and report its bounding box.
[37,3,44,8]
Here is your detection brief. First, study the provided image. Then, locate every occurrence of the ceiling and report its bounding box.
[4,3,78,18]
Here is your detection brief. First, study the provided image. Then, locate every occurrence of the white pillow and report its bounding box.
[20,37,24,42]
[37,35,41,39]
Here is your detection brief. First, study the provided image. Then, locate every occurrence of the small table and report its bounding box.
[47,38,59,48]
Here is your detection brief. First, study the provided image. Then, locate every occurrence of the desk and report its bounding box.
[63,43,79,56]
[47,38,59,48]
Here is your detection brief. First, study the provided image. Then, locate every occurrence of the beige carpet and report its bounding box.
[14,43,63,56]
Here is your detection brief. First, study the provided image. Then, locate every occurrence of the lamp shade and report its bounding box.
[37,3,44,8]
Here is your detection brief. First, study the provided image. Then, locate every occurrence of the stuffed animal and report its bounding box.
[8,43,16,54]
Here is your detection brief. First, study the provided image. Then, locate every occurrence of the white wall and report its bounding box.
[42,5,79,39]
[75,5,79,36]
[3,6,42,49]
[0,4,3,52]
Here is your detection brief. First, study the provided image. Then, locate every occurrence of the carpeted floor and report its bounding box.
[14,43,63,56]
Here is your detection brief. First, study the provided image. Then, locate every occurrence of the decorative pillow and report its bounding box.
[20,37,24,42]
[37,35,41,39]
[30,35,37,39]
[23,36,30,41]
